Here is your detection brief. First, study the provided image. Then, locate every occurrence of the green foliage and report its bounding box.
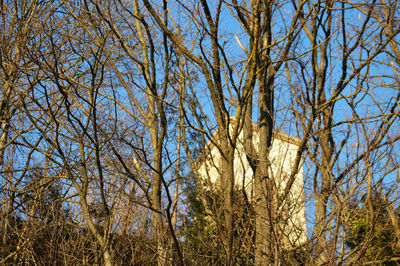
[182,173,255,265]
[182,172,315,265]
[182,176,225,264]
[346,193,400,265]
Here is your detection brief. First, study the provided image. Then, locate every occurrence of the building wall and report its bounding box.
[197,129,307,246]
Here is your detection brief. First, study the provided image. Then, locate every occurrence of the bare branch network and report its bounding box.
[1,0,400,265]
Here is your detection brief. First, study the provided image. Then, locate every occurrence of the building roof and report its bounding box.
[193,119,301,172]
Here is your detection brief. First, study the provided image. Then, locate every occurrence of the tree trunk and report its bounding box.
[255,4,275,262]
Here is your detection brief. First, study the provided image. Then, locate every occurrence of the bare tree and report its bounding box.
[0,0,56,263]
[284,1,400,264]
[1,0,400,265]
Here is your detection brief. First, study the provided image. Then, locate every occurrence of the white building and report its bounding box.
[196,123,307,246]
